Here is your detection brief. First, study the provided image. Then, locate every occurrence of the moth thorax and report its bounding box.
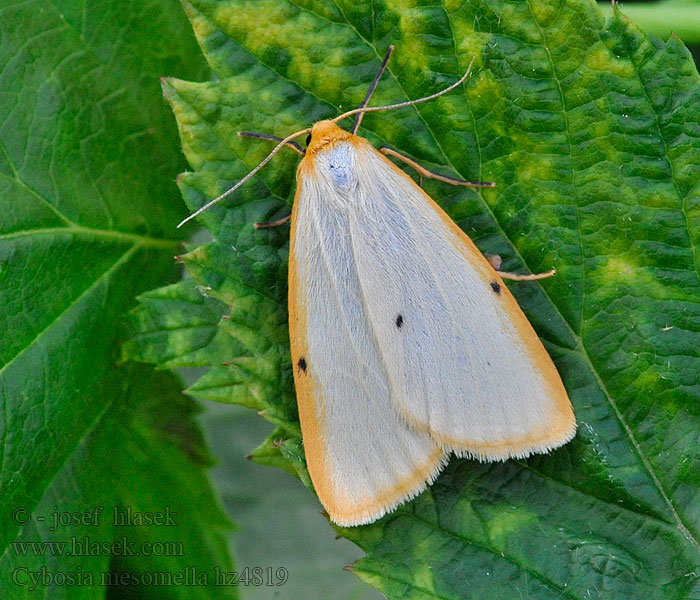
[315,141,358,192]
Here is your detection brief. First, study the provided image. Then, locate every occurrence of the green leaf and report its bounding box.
[0,367,234,599]
[107,370,234,599]
[0,0,234,596]
[122,280,235,371]
[128,0,700,597]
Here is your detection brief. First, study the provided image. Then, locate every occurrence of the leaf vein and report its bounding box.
[389,510,579,600]
[0,244,140,378]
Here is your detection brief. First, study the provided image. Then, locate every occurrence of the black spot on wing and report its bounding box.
[395,314,404,329]
[298,357,307,372]
[490,281,501,295]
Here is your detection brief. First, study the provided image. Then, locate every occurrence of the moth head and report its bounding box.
[305,120,353,156]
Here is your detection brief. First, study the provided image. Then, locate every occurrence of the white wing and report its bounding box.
[289,128,575,526]
[345,140,575,460]
[289,142,447,526]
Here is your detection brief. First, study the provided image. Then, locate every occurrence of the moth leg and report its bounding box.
[486,254,556,280]
[486,254,502,270]
[238,131,305,156]
[379,146,496,188]
[352,45,395,134]
[487,254,556,280]
[498,268,556,281]
[254,214,291,230]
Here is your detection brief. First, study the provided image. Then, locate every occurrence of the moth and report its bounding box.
[179,47,576,527]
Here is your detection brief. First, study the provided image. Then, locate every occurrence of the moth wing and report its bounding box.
[289,172,446,527]
[349,143,576,460]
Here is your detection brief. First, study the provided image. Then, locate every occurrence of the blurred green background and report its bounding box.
[599,0,700,46]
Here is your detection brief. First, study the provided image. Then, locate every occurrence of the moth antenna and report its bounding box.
[334,57,476,126]
[352,45,395,134]
[177,127,311,228]
[239,131,306,156]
